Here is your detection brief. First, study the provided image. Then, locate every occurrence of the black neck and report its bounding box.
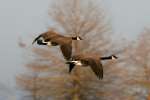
[72,37,77,40]
[100,56,112,60]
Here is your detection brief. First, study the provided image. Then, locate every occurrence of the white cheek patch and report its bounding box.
[77,37,81,40]
[112,56,116,60]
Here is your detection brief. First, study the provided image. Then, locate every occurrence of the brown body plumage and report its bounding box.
[66,53,118,79]
[32,30,82,60]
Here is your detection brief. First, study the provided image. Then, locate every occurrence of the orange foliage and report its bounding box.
[16,0,122,100]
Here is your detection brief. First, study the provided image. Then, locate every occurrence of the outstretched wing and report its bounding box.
[88,59,103,79]
[32,31,49,44]
[32,34,43,44]
[67,62,75,73]
[60,44,72,60]
[32,31,59,44]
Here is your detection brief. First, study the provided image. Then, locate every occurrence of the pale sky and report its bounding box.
[0,0,150,96]
[105,0,150,38]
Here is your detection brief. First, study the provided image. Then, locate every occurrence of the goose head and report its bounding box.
[72,36,83,40]
[111,55,118,60]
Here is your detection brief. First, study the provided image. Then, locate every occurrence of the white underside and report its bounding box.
[71,61,82,66]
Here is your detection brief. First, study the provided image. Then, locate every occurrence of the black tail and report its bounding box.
[32,34,42,44]
[66,62,75,73]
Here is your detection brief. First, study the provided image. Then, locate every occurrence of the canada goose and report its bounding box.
[66,54,118,79]
[32,30,82,60]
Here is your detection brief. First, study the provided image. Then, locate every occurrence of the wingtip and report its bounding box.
[98,74,103,80]
[98,77,103,80]
[32,41,35,45]
[68,70,72,74]
[32,38,37,45]
[32,34,42,45]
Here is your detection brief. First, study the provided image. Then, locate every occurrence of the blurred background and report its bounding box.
[1,0,150,99]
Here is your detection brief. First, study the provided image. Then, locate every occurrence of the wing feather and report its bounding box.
[60,44,72,60]
[32,34,42,44]
[88,59,103,79]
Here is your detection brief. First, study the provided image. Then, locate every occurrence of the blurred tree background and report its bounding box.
[16,0,150,100]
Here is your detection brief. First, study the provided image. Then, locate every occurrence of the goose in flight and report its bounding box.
[66,53,118,79]
[32,30,82,60]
